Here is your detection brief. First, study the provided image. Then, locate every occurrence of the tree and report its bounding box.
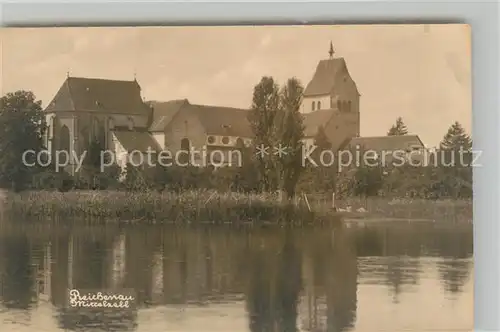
[75,139,120,190]
[0,91,46,191]
[387,117,408,136]
[233,141,260,192]
[313,125,332,153]
[436,122,473,198]
[440,121,472,151]
[276,78,305,199]
[248,76,282,192]
[350,166,383,198]
[298,125,337,194]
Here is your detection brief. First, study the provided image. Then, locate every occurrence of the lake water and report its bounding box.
[0,221,473,332]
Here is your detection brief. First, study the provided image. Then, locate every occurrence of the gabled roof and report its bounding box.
[148,99,189,132]
[113,130,160,152]
[303,58,359,97]
[343,135,425,152]
[44,77,151,115]
[165,102,253,138]
[302,109,336,137]
[160,100,340,139]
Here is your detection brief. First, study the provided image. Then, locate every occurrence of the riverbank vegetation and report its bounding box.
[4,189,471,224]
[4,190,332,224]
[1,83,472,224]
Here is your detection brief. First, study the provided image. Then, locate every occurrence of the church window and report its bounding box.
[180,138,190,164]
[311,101,315,111]
[59,125,71,165]
[93,118,100,140]
[222,136,230,145]
[236,138,244,149]
[44,126,49,147]
[108,117,115,130]
[207,136,215,144]
[317,101,321,110]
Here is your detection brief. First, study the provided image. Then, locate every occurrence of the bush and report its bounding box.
[31,169,73,192]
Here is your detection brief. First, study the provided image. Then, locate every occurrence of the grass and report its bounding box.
[3,189,330,225]
[308,194,472,223]
[2,189,472,225]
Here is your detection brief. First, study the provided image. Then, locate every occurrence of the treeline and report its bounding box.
[0,87,473,199]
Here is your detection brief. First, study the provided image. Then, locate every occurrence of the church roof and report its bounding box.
[148,99,189,132]
[158,100,340,139]
[303,58,359,97]
[165,102,253,137]
[45,77,151,115]
[342,135,425,152]
[302,109,337,137]
[113,130,161,152]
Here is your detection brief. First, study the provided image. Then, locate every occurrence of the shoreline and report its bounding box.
[2,189,472,225]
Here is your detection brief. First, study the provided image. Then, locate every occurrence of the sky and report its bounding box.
[1,25,471,147]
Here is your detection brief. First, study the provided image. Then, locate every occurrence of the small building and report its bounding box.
[341,135,426,166]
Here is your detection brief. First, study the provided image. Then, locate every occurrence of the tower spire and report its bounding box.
[328,41,334,59]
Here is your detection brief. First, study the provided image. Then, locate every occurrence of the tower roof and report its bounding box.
[303,58,349,97]
[329,41,335,58]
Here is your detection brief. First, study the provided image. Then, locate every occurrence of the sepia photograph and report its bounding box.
[0,25,472,331]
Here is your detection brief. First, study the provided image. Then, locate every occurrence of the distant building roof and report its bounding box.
[302,109,336,137]
[113,130,160,152]
[303,58,359,97]
[343,135,425,152]
[165,102,253,137]
[148,99,189,132]
[158,100,341,139]
[45,77,151,116]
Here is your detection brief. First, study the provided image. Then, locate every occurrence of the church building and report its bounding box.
[301,42,361,151]
[43,42,372,174]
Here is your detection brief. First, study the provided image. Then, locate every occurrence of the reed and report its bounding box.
[334,196,472,222]
[3,190,472,225]
[3,189,330,225]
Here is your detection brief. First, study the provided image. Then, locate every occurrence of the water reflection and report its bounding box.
[0,222,473,332]
[0,234,34,309]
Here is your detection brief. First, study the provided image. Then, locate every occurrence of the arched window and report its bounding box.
[180,138,190,164]
[46,115,55,140]
[108,117,115,130]
[348,101,352,112]
[93,118,100,140]
[235,138,244,149]
[311,101,315,111]
[59,125,71,165]
[317,101,321,110]
[44,116,52,148]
